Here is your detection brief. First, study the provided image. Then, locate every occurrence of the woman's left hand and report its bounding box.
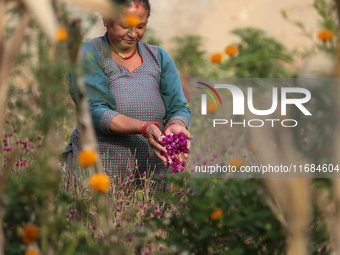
[164,124,193,163]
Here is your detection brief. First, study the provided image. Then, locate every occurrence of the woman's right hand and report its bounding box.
[144,124,169,167]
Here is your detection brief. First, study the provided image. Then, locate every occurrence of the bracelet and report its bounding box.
[141,121,160,137]
[164,122,177,131]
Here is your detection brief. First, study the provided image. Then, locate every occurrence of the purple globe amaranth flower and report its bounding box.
[139,204,143,208]
[13,128,17,132]
[3,139,6,143]
[145,251,150,255]
[178,191,182,195]
[65,214,70,219]
[159,246,164,251]
[141,173,145,177]
[117,208,122,212]
[20,162,26,166]
[158,173,163,178]
[70,209,76,215]
[5,119,9,123]
[92,214,97,218]
[38,135,42,140]
[92,224,96,230]
[182,162,186,167]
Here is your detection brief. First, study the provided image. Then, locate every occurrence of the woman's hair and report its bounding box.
[113,0,151,17]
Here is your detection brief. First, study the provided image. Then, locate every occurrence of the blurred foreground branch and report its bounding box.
[0,11,30,138]
[248,113,311,255]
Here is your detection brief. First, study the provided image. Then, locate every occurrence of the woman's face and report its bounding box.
[105,5,148,51]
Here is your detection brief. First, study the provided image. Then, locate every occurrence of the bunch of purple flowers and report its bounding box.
[158,132,189,173]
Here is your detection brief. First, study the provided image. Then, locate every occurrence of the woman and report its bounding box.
[62,0,191,187]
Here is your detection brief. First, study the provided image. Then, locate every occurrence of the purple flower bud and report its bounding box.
[21,162,26,166]
[182,162,186,167]
[3,139,6,143]
[38,135,42,140]
[156,211,162,216]
[139,204,143,207]
[92,214,96,218]
[70,209,76,215]
[158,173,163,178]
[66,214,70,219]
[13,128,17,132]
[164,153,169,158]
[142,173,145,177]
[92,224,96,230]
[159,246,164,251]
[5,119,9,123]
[145,251,150,255]
[178,191,182,195]
[117,208,122,212]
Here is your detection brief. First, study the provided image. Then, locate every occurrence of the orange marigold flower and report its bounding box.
[22,224,39,244]
[225,45,238,56]
[247,143,258,154]
[56,27,68,41]
[25,249,39,255]
[89,173,110,192]
[318,29,333,41]
[211,208,223,220]
[125,14,140,27]
[205,101,219,114]
[228,158,244,168]
[210,53,222,63]
[78,149,98,168]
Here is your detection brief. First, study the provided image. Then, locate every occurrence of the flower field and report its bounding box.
[1,0,340,255]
